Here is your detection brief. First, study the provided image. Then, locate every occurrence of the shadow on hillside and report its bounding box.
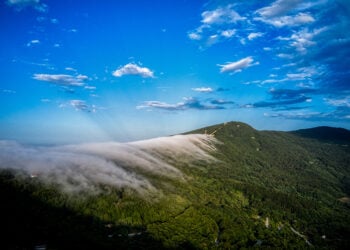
[291,126,350,144]
[0,170,191,250]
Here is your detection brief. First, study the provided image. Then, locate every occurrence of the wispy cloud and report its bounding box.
[247,96,311,108]
[245,87,315,109]
[192,87,214,93]
[278,27,326,54]
[201,4,245,25]
[137,97,225,111]
[33,73,88,87]
[221,29,236,38]
[265,106,350,121]
[324,96,350,108]
[69,100,96,112]
[247,32,264,40]
[264,111,322,119]
[84,86,96,90]
[65,67,77,72]
[1,89,16,94]
[210,99,234,105]
[218,56,258,74]
[254,0,318,27]
[26,39,40,47]
[256,0,302,18]
[58,99,97,113]
[256,13,315,27]
[269,88,317,100]
[6,0,47,12]
[188,4,245,47]
[112,63,154,78]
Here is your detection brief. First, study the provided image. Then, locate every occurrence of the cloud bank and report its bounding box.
[0,134,218,194]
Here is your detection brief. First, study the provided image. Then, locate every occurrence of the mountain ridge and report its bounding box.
[0,121,349,249]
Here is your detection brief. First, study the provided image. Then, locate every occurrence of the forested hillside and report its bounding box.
[1,121,349,249]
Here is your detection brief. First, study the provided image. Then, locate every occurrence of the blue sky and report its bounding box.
[1,0,349,144]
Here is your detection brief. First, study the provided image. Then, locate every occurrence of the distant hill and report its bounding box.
[291,126,350,143]
[0,121,349,249]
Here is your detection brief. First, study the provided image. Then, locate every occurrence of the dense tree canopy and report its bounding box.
[1,122,349,249]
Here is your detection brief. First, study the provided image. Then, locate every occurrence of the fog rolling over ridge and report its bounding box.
[0,134,218,194]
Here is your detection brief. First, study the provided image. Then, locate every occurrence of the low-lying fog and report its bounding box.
[0,134,218,194]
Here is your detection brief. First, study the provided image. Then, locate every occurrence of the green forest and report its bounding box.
[1,121,349,249]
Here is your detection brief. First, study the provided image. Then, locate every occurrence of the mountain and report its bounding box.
[0,121,349,249]
[292,126,350,143]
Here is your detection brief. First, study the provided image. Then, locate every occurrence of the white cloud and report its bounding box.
[192,87,214,93]
[137,101,180,111]
[7,0,47,12]
[287,66,318,80]
[84,86,96,90]
[286,73,311,80]
[276,27,326,54]
[277,53,294,59]
[188,5,244,47]
[261,78,288,84]
[7,0,39,5]
[325,97,350,107]
[221,29,236,38]
[188,32,202,40]
[69,100,96,112]
[201,5,245,25]
[59,99,97,113]
[256,0,327,18]
[255,13,315,27]
[137,97,224,111]
[248,32,264,40]
[65,67,77,72]
[255,0,316,27]
[26,39,40,47]
[188,28,236,46]
[33,73,88,86]
[290,27,325,53]
[112,63,154,78]
[256,0,301,18]
[76,74,88,80]
[218,56,258,74]
[1,89,16,94]
[206,34,219,46]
